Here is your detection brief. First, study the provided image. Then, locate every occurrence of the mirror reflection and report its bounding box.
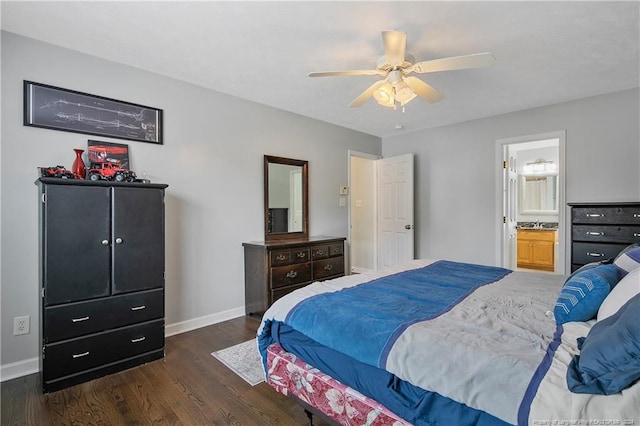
[520,175,558,214]
[264,156,308,241]
[268,163,303,233]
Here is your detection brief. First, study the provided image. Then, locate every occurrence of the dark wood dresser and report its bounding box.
[37,178,168,392]
[243,236,346,316]
[568,202,640,272]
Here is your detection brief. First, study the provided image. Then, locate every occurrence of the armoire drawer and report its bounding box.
[44,289,164,343]
[271,263,312,288]
[43,319,164,382]
[571,242,630,264]
[572,225,640,244]
[313,256,345,280]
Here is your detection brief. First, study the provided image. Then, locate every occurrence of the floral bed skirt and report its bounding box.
[266,343,411,426]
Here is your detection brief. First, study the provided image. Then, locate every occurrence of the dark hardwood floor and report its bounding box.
[1,316,331,425]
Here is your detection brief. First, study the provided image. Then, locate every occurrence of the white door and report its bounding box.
[503,153,518,269]
[377,153,414,268]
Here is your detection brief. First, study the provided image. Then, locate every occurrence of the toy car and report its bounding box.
[39,165,76,179]
[87,162,137,182]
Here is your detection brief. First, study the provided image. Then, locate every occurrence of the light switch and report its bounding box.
[339,197,346,207]
[355,200,363,207]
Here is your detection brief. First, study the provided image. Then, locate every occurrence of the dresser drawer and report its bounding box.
[271,263,311,288]
[572,242,630,264]
[44,289,164,343]
[272,282,309,304]
[311,245,329,259]
[328,243,344,257]
[270,250,291,266]
[313,256,345,280]
[572,206,640,225]
[572,225,640,244]
[43,319,164,382]
[270,248,310,266]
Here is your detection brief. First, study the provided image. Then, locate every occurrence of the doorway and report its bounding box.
[496,131,566,274]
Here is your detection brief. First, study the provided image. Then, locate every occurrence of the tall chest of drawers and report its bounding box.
[38,178,168,392]
[243,236,346,316]
[568,202,640,272]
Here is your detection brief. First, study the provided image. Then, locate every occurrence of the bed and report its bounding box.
[257,258,640,426]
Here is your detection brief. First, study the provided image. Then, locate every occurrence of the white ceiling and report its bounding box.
[2,1,639,138]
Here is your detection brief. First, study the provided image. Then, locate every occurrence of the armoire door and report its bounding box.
[111,187,165,294]
[44,185,111,305]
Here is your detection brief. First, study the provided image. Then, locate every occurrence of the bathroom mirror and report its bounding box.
[264,155,308,241]
[520,174,558,215]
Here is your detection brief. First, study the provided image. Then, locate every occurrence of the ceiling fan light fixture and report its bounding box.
[373,83,395,108]
[394,81,415,104]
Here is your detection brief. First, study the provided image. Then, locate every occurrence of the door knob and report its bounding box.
[115,238,123,244]
[404,225,413,230]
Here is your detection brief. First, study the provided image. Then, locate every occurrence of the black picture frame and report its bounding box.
[23,80,163,144]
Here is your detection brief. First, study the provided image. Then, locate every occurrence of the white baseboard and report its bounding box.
[1,357,39,382]
[164,306,246,337]
[1,306,247,382]
[350,266,374,274]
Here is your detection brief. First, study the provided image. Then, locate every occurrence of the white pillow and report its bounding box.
[597,267,640,322]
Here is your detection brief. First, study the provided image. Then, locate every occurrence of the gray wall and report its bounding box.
[0,32,381,372]
[382,88,639,266]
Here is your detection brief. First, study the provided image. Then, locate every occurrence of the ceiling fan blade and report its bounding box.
[404,77,444,103]
[349,80,388,108]
[382,30,407,66]
[309,70,385,77]
[413,52,495,74]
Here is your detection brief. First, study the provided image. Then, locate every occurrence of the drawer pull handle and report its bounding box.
[286,270,298,278]
[324,264,333,271]
[131,337,146,343]
[71,316,89,323]
[634,233,640,238]
[316,250,324,255]
[296,252,306,258]
[586,214,604,218]
[586,252,605,257]
[587,232,604,236]
[72,351,90,359]
[130,305,146,311]
[101,239,109,246]
[635,214,640,218]
[276,254,287,261]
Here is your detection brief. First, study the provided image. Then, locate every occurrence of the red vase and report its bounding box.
[72,149,86,179]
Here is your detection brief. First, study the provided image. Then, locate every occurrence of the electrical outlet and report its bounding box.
[13,316,30,335]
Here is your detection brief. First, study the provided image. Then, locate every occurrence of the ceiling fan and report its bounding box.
[309,31,495,111]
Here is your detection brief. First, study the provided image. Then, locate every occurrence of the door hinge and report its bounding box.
[503,216,507,224]
[41,287,45,298]
[503,161,508,169]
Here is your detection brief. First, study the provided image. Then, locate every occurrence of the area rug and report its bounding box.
[211,339,264,386]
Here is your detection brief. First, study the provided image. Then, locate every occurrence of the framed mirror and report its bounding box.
[519,174,559,215]
[264,155,309,241]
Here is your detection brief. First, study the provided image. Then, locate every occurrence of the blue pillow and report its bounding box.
[566,293,640,395]
[614,244,640,280]
[554,264,618,324]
